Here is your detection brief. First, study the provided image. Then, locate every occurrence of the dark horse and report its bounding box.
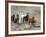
[11,14,15,21]
[11,14,19,23]
[23,14,29,22]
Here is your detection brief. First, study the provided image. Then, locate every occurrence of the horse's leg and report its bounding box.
[23,18,24,23]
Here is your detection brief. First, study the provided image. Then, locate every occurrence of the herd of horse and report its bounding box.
[11,14,35,25]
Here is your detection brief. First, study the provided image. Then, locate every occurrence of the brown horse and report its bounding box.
[28,16,35,25]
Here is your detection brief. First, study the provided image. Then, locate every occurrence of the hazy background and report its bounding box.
[11,6,41,16]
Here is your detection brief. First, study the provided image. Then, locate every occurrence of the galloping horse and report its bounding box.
[28,16,35,25]
[23,14,29,22]
[11,14,19,23]
[11,14,35,25]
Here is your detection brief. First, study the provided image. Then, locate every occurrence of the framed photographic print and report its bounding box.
[5,1,45,36]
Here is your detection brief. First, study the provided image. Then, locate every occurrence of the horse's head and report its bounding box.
[21,14,27,18]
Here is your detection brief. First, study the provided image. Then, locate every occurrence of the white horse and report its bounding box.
[19,14,27,23]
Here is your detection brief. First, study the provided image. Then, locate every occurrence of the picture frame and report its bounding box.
[5,1,45,36]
